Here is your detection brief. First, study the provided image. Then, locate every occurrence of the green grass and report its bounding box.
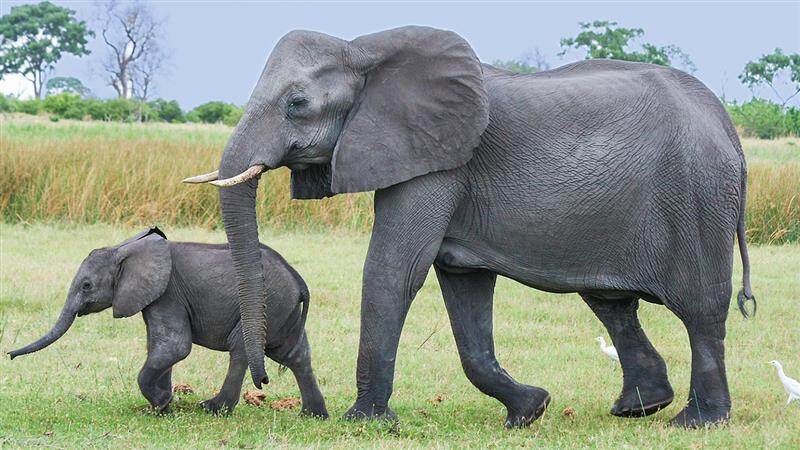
[1,224,798,448]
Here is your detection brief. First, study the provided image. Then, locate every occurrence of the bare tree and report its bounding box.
[96,0,163,99]
[522,47,550,72]
[131,44,167,101]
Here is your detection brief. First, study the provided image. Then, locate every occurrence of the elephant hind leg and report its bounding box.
[581,294,674,418]
[667,283,732,428]
[435,267,550,428]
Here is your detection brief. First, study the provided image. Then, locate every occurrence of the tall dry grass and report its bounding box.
[1,116,797,243]
[0,117,374,232]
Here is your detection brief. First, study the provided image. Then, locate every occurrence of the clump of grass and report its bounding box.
[746,162,800,244]
[1,117,797,243]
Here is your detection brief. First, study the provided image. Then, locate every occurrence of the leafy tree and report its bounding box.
[45,77,91,97]
[559,20,695,73]
[739,48,800,107]
[0,2,93,98]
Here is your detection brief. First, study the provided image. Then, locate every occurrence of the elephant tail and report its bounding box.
[298,279,310,331]
[736,160,756,319]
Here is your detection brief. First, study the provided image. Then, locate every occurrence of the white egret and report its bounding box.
[596,336,619,364]
[770,360,800,405]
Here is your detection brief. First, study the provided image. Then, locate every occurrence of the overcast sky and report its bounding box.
[2,1,799,108]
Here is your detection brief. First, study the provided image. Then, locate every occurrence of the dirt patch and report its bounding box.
[269,397,301,411]
[431,393,445,404]
[173,384,195,394]
[243,390,267,407]
[562,406,577,419]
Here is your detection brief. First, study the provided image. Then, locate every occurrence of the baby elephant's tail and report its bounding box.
[736,165,756,319]
[298,281,310,330]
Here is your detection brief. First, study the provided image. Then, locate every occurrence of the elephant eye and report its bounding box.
[287,97,308,118]
[81,281,92,291]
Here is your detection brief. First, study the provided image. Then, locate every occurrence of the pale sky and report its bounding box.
[2,1,799,107]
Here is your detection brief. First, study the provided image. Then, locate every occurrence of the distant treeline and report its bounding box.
[725,100,800,139]
[2,93,798,140]
[0,94,243,126]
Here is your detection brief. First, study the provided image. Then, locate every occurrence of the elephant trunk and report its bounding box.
[8,299,78,359]
[208,105,284,388]
[219,181,269,388]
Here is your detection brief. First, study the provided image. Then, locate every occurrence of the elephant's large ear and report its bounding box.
[331,26,489,193]
[111,234,172,318]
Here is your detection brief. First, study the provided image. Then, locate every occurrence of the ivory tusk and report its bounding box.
[210,165,266,187]
[182,170,219,184]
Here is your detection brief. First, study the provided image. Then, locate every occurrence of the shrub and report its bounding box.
[785,107,800,136]
[43,93,88,120]
[222,106,243,126]
[0,95,16,112]
[104,99,137,122]
[727,99,788,139]
[86,98,138,122]
[43,93,83,115]
[14,99,42,115]
[148,99,184,123]
[190,101,240,124]
[184,109,201,123]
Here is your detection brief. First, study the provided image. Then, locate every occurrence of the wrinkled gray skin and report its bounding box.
[210,26,754,428]
[8,228,327,417]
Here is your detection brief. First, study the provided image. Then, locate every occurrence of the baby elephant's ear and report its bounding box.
[112,234,172,318]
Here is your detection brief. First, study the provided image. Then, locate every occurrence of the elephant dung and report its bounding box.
[243,390,267,407]
[172,383,195,394]
[269,397,301,411]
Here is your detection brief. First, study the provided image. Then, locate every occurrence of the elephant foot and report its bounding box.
[146,391,173,414]
[200,396,237,415]
[300,404,329,419]
[611,382,674,417]
[343,401,397,422]
[669,403,729,428]
[503,386,551,428]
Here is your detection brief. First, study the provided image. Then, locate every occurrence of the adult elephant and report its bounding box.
[185,26,755,428]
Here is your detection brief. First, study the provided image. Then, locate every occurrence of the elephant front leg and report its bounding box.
[139,309,192,413]
[344,175,463,422]
[437,267,550,428]
[139,364,177,413]
[581,295,674,417]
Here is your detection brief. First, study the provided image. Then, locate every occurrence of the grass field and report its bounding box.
[1,224,798,448]
[1,115,798,243]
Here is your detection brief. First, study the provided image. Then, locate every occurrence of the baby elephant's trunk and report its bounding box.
[8,300,77,359]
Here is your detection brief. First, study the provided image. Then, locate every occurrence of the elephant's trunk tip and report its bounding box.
[252,369,270,389]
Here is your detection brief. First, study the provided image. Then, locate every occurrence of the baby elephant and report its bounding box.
[9,227,328,417]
